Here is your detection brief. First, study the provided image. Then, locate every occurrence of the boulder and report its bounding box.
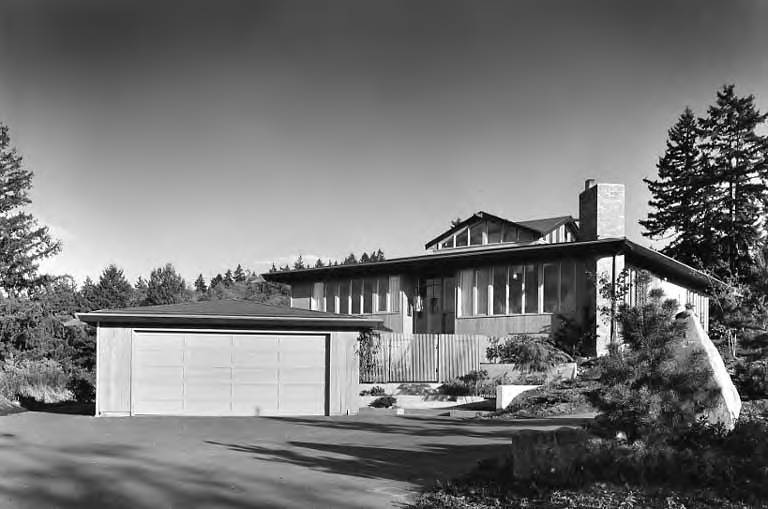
[674,311,741,429]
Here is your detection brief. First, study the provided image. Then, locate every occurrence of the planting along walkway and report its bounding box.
[0,411,590,509]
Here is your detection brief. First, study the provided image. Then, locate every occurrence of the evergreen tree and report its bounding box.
[95,264,133,309]
[293,255,305,270]
[640,108,707,268]
[132,276,148,306]
[359,252,370,264]
[314,258,325,268]
[233,264,246,282]
[194,273,208,293]
[0,122,61,294]
[342,253,357,265]
[642,85,768,282]
[145,263,188,305]
[375,249,385,262]
[210,273,223,288]
[697,85,768,279]
[223,269,234,286]
[268,263,278,273]
[79,277,100,311]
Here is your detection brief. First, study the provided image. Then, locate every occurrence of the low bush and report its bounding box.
[369,395,396,408]
[0,358,72,403]
[486,335,572,373]
[732,358,768,400]
[499,377,600,417]
[66,369,95,403]
[439,370,497,397]
[359,385,387,396]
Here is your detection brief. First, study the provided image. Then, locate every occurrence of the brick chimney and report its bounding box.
[578,179,625,241]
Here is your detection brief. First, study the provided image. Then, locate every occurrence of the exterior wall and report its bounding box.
[455,314,553,337]
[291,282,312,310]
[593,254,625,356]
[96,326,133,416]
[329,331,361,415]
[368,312,404,333]
[96,326,361,417]
[578,182,626,240]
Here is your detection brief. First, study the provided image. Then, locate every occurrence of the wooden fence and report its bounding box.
[361,333,486,383]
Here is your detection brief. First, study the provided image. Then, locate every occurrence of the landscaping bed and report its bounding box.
[491,377,600,418]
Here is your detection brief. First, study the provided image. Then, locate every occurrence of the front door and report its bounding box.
[415,277,455,334]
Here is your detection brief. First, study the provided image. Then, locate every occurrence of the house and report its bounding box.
[263,180,713,356]
[77,300,380,416]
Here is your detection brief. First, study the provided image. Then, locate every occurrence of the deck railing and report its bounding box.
[361,333,487,383]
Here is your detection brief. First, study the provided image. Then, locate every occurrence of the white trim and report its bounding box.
[95,323,101,416]
[83,312,377,323]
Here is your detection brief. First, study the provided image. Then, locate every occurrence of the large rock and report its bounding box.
[674,311,741,429]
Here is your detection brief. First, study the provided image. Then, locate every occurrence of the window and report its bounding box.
[459,269,473,317]
[475,267,490,315]
[376,276,389,312]
[487,222,502,244]
[543,263,560,312]
[390,276,401,313]
[469,224,483,246]
[325,281,337,313]
[440,237,454,249]
[492,265,507,314]
[456,228,469,247]
[351,279,362,314]
[363,278,374,314]
[339,280,350,314]
[524,264,539,313]
[503,226,518,243]
[509,265,523,314]
[561,262,575,311]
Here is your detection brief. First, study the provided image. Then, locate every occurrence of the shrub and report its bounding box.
[66,369,95,403]
[359,385,387,397]
[0,358,72,403]
[439,370,492,397]
[486,334,572,376]
[731,358,768,400]
[369,395,396,408]
[591,289,722,442]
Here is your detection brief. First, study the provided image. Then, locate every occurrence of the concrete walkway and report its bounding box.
[0,412,590,509]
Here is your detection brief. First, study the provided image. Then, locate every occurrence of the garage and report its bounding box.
[77,300,381,417]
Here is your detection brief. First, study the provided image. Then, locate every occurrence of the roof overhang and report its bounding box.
[263,238,719,292]
[76,312,383,330]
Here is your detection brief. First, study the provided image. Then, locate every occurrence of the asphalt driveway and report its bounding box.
[0,411,589,509]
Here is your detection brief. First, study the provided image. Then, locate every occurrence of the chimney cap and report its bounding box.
[584,179,596,191]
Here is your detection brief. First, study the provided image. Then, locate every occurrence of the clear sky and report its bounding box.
[1,0,767,285]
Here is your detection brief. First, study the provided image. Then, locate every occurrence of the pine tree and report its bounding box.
[210,273,223,288]
[640,107,707,268]
[697,84,768,279]
[95,264,133,309]
[0,122,61,294]
[132,276,148,306]
[194,273,208,293]
[375,249,385,262]
[359,252,370,263]
[293,255,305,270]
[79,277,100,311]
[233,264,246,282]
[145,263,188,305]
[223,269,234,286]
[268,263,278,273]
[342,253,357,265]
[314,258,325,268]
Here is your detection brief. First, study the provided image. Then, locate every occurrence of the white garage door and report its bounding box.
[132,332,327,416]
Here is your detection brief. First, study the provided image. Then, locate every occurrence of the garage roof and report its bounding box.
[77,300,383,330]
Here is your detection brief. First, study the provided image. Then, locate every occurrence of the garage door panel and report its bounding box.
[184,400,232,415]
[233,385,279,414]
[185,382,231,401]
[280,366,326,384]
[185,335,232,349]
[185,366,231,382]
[278,384,325,415]
[135,400,185,414]
[233,335,279,350]
[136,334,185,350]
[232,367,279,384]
[185,349,231,366]
[134,349,184,366]
[232,351,278,367]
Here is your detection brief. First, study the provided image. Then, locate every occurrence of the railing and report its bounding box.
[361,333,487,383]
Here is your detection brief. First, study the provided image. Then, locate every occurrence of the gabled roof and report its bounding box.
[424,211,541,249]
[517,215,577,234]
[77,299,382,329]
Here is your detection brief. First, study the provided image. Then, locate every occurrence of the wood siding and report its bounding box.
[96,326,132,416]
[455,314,553,336]
[328,331,360,415]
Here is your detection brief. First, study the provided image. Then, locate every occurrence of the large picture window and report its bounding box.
[325,281,337,313]
[508,265,523,314]
[351,279,362,314]
[475,268,490,315]
[363,278,374,314]
[492,265,507,315]
[469,224,483,246]
[543,263,560,312]
[339,280,350,314]
[524,264,539,314]
[376,276,389,312]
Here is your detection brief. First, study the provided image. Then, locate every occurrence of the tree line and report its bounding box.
[268,249,386,272]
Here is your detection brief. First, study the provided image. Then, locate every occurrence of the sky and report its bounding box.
[1,0,767,285]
